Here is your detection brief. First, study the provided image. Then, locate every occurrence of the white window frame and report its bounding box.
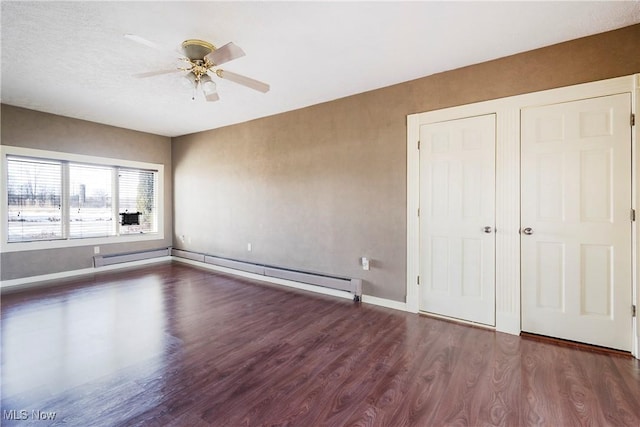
[1,145,164,252]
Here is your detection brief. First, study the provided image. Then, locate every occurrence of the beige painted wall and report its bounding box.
[172,24,640,302]
[1,105,172,280]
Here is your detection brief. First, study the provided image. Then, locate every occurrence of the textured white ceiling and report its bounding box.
[2,1,639,137]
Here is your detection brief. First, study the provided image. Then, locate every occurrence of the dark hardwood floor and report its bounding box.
[1,262,639,426]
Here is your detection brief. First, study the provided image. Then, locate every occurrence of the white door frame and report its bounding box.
[406,74,639,358]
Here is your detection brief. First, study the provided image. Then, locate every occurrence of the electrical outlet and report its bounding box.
[94,246,100,255]
[247,243,252,252]
[361,257,370,271]
[180,235,185,243]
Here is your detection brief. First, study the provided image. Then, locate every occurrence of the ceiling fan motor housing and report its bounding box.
[181,39,215,61]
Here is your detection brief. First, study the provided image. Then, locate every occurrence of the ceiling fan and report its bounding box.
[125,34,270,102]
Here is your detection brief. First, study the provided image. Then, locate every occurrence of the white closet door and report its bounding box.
[419,114,496,326]
[521,93,632,351]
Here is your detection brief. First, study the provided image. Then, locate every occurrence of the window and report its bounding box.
[2,146,164,251]
[69,163,113,239]
[118,168,157,235]
[7,157,63,242]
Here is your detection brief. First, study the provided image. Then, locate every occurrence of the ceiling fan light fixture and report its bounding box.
[205,92,220,102]
[200,74,217,94]
[183,72,198,87]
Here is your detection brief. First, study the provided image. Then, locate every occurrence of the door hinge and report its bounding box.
[632,209,636,222]
[418,208,420,217]
[418,140,421,150]
[633,305,637,317]
[632,113,636,127]
[417,276,420,285]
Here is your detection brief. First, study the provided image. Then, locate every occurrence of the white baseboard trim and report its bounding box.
[361,294,408,312]
[0,256,172,292]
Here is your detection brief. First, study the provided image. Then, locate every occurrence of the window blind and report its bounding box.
[118,168,157,234]
[7,156,63,242]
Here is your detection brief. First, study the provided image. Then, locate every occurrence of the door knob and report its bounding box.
[483,226,494,234]
[522,227,533,235]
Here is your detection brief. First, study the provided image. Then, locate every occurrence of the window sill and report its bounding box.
[1,232,164,253]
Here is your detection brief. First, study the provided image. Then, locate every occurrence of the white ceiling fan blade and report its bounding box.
[205,42,245,66]
[125,34,183,56]
[217,70,270,93]
[133,69,180,78]
[124,34,165,51]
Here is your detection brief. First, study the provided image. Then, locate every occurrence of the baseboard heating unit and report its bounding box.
[94,248,171,267]
[171,248,363,301]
